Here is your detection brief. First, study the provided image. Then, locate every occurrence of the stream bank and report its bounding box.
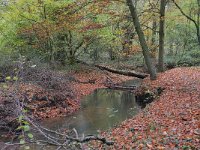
[93,67,200,150]
[0,64,137,138]
[0,63,164,149]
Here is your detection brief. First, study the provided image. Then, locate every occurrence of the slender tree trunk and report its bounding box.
[126,0,157,80]
[198,28,200,46]
[158,0,166,72]
[197,0,200,45]
[151,18,157,64]
[151,20,157,47]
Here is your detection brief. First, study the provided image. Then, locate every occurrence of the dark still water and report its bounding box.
[41,88,143,135]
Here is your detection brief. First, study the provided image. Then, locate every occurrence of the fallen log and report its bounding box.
[76,60,148,79]
[95,64,148,79]
[105,84,136,90]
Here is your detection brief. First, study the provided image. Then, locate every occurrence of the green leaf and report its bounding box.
[2,84,8,89]
[22,109,28,113]
[13,76,18,81]
[28,133,33,139]
[16,126,22,130]
[23,125,30,132]
[22,120,29,125]
[182,145,190,150]
[20,139,25,144]
[18,115,23,122]
[5,76,11,80]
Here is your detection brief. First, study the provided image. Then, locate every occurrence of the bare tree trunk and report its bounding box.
[151,17,158,66]
[126,0,157,80]
[197,0,200,45]
[158,0,166,72]
[151,19,157,47]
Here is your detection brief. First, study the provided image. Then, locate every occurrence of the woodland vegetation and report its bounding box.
[0,0,199,149]
[0,0,199,70]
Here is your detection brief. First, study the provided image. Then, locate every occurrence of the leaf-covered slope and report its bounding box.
[99,67,200,150]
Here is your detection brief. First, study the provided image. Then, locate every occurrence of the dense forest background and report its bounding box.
[0,0,199,72]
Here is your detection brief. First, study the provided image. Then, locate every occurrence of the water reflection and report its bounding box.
[41,88,142,135]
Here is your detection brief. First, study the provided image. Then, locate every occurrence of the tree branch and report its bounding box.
[171,0,198,28]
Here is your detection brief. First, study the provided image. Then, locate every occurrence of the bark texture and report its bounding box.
[126,0,157,80]
[158,0,166,72]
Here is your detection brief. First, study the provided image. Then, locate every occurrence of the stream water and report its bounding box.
[40,79,143,135]
[41,88,143,135]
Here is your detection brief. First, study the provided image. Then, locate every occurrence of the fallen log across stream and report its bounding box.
[105,84,136,91]
[76,60,148,79]
[95,65,148,79]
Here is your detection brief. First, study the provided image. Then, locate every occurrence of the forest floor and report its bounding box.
[93,67,200,150]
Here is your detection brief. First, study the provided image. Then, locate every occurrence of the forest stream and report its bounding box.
[40,80,143,135]
[1,0,200,149]
[19,79,144,149]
